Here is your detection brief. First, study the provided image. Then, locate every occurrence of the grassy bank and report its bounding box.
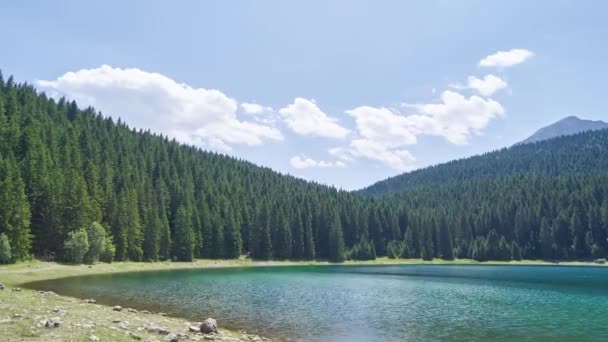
[0,258,603,341]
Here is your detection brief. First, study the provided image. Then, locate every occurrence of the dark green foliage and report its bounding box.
[2,73,608,263]
[172,205,195,261]
[539,218,554,260]
[328,210,345,262]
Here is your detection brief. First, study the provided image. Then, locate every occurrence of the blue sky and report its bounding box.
[3,1,608,189]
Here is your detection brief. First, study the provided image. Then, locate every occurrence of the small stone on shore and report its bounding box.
[90,335,100,341]
[200,318,218,334]
[113,305,123,311]
[0,283,5,290]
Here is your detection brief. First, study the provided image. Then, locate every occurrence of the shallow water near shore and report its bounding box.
[26,264,608,341]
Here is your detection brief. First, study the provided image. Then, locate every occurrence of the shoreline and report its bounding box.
[1,258,605,341]
[3,257,606,287]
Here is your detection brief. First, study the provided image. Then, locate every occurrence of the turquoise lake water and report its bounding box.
[28,265,608,341]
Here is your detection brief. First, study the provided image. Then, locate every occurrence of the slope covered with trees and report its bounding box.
[361,129,608,196]
[1,71,608,264]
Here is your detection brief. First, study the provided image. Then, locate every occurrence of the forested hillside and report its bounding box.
[361,129,608,196]
[1,72,608,264]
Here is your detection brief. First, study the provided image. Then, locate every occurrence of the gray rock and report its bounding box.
[176,333,189,339]
[141,310,151,314]
[188,326,200,333]
[166,333,179,342]
[199,318,217,334]
[113,305,123,311]
[39,290,58,296]
[146,325,171,335]
[44,317,61,328]
[112,319,122,323]
[203,336,215,341]
[127,308,138,313]
[0,283,4,290]
[85,298,97,303]
[128,331,143,340]
[90,335,100,341]
[52,306,66,314]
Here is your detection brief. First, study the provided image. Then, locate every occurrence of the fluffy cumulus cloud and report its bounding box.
[330,89,504,170]
[467,74,507,96]
[407,90,505,145]
[289,155,346,169]
[479,49,534,68]
[279,98,350,139]
[37,65,283,151]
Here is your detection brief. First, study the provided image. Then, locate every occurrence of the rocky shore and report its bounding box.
[0,283,270,342]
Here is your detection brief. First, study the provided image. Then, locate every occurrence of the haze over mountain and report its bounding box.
[518,116,608,145]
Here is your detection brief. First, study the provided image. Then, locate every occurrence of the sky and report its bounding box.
[2,1,608,190]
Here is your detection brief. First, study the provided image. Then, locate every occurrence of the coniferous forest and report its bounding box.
[2,72,608,264]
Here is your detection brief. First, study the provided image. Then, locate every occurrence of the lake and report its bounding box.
[27,264,608,341]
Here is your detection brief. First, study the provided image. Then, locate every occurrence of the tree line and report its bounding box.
[1,72,608,264]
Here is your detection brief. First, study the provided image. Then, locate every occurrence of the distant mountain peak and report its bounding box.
[518,116,608,145]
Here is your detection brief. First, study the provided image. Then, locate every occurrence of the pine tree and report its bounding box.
[173,205,195,261]
[303,210,315,260]
[277,214,292,259]
[224,211,242,259]
[328,209,345,262]
[437,219,454,260]
[0,156,31,261]
[539,217,554,260]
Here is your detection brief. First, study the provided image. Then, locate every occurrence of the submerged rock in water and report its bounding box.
[199,318,218,334]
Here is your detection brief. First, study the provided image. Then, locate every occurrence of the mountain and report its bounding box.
[2,71,608,265]
[518,116,608,145]
[360,128,608,196]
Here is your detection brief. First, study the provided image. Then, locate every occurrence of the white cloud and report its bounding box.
[346,106,417,147]
[241,102,272,114]
[328,147,355,162]
[467,74,507,96]
[37,65,283,151]
[333,89,504,169]
[349,139,416,171]
[279,98,350,139]
[289,155,346,169]
[406,90,504,145]
[479,49,534,68]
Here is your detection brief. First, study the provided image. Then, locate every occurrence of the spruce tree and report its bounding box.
[328,209,345,262]
[173,205,195,261]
